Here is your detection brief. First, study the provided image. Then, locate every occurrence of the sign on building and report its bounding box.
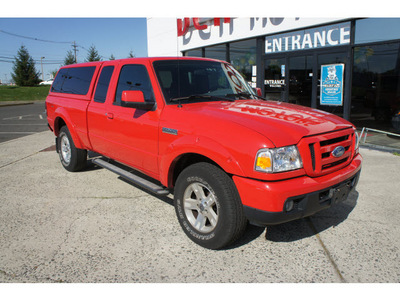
[265,22,350,53]
[320,64,345,106]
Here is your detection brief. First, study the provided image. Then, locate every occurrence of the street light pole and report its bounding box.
[40,57,45,81]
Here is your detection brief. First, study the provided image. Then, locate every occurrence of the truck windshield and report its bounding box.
[153,60,258,104]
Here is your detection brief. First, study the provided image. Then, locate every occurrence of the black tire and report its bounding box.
[57,126,87,172]
[174,162,247,250]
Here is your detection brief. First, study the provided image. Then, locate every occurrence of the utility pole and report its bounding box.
[72,41,78,63]
[40,57,45,81]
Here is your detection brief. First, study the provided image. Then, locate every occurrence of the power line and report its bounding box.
[0,29,91,55]
[0,55,63,64]
[0,60,63,65]
[0,29,73,44]
[0,29,107,63]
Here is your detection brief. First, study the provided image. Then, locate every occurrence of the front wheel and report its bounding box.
[57,126,87,172]
[174,162,247,249]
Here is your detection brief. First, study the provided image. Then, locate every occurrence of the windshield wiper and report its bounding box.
[225,92,265,101]
[170,94,235,103]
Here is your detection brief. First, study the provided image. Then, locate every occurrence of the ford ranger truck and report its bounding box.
[45,57,362,250]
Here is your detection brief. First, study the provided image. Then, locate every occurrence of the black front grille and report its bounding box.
[321,158,348,170]
[309,143,316,171]
[320,135,349,147]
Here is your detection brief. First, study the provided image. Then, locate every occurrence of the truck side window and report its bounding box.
[114,64,155,105]
[94,66,114,103]
[51,66,96,95]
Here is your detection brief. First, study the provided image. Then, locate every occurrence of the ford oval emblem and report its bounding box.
[332,146,345,158]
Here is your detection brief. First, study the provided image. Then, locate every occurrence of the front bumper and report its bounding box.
[233,154,362,226]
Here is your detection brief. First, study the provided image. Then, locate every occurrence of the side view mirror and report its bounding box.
[121,90,156,110]
[254,87,262,97]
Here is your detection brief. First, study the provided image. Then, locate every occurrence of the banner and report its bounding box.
[320,64,344,106]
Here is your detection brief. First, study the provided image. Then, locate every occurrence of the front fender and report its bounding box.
[159,135,245,188]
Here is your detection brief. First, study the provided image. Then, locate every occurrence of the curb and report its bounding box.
[0,100,43,107]
[360,143,400,154]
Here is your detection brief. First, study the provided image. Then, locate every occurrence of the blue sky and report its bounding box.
[0,1,393,84]
[0,18,148,83]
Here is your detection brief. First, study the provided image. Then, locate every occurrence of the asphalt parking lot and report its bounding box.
[0,102,47,143]
[0,130,399,283]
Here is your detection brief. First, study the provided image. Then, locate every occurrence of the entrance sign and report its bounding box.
[320,64,345,106]
[265,22,350,53]
[265,79,285,88]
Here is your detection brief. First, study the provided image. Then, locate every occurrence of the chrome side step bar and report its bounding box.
[92,158,170,196]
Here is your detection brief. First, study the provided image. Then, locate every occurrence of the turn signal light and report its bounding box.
[256,156,271,170]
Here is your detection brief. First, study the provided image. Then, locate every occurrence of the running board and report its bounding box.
[92,158,170,196]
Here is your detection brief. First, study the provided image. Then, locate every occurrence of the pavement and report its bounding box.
[359,128,400,153]
[0,102,47,143]
[0,130,399,283]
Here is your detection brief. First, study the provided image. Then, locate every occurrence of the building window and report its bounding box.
[204,44,227,61]
[355,18,400,44]
[351,42,400,132]
[185,48,203,57]
[230,39,256,82]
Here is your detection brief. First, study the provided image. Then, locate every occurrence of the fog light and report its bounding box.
[285,199,294,212]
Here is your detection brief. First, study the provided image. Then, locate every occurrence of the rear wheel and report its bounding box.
[174,162,247,249]
[57,126,87,172]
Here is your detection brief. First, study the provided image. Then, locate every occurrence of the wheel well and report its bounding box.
[170,153,221,188]
[54,117,66,136]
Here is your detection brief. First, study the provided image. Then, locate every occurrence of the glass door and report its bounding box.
[288,55,313,107]
[264,49,349,118]
[317,51,348,117]
[264,58,286,101]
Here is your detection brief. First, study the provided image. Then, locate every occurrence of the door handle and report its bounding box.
[106,113,114,119]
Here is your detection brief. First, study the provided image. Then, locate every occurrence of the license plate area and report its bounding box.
[319,181,352,206]
[331,183,351,204]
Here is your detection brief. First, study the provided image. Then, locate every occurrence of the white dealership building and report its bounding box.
[147,17,400,133]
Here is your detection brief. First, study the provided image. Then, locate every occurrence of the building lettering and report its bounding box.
[265,79,285,88]
[177,18,231,37]
[266,23,350,53]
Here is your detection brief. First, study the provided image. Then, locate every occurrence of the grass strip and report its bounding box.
[0,85,50,101]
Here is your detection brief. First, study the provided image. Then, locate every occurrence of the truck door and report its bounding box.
[87,61,117,154]
[93,63,160,178]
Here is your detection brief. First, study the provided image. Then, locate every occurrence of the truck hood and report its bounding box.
[186,100,354,147]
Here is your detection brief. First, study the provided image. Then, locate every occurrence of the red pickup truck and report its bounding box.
[46,57,362,249]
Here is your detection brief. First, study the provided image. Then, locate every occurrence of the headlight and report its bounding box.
[354,131,360,150]
[354,130,360,156]
[255,146,303,173]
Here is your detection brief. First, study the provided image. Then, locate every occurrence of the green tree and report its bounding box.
[109,54,116,60]
[64,50,76,65]
[11,45,41,86]
[50,69,58,79]
[86,45,102,62]
[128,50,135,58]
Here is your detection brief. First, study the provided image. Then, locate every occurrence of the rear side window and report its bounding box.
[94,66,114,103]
[51,66,96,95]
[114,64,155,105]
